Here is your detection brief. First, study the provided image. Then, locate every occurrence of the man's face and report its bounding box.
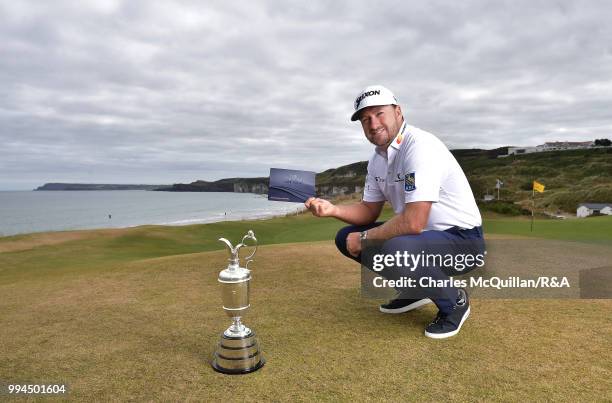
[358,105,403,148]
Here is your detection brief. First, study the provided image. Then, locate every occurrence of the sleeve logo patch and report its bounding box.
[404,172,416,191]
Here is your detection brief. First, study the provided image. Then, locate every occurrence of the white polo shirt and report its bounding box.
[363,122,482,231]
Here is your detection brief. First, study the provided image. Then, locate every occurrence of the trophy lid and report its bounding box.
[219,265,250,283]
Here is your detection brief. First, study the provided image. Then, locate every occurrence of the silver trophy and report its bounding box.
[211,230,265,374]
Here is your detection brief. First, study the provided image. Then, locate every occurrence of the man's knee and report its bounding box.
[379,235,435,278]
[335,225,356,255]
[335,222,386,262]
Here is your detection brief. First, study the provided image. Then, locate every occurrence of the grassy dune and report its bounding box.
[1,214,611,401]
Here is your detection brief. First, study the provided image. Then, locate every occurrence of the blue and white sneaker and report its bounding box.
[379,297,432,314]
[424,289,470,339]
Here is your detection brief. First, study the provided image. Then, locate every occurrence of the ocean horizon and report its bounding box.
[0,190,304,237]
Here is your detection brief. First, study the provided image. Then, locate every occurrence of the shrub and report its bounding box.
[478,200,528,216]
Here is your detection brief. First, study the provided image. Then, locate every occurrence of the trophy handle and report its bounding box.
[237,230,258,270]
[218,238,236,255]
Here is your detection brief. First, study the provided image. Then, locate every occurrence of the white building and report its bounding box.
[504,141,594,157]
[537,141,593,152]
[576,203,612,218]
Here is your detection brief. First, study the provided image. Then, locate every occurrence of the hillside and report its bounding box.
[459,148,612,213]
[318,147,612,213]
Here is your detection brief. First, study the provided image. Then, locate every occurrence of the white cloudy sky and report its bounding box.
[2,0,612,190]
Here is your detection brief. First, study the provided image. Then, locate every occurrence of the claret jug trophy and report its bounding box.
[211,230,265,374]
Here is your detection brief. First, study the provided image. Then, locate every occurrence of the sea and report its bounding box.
[0,191,305,237]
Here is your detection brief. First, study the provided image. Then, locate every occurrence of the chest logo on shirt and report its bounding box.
[404,172,416,191]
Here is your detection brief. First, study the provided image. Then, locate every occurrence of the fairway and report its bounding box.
[1,214,611,401]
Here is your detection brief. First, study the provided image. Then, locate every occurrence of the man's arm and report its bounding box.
[365,201,432,239]
[304,198,384,226]
[345,201,432,256]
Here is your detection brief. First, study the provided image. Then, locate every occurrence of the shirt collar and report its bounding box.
[375,121,407,156]
[389,121,407,150]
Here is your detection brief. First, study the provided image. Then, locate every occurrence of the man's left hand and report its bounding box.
[346,232,362,257]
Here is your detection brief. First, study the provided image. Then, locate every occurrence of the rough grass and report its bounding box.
[1,214,612,401]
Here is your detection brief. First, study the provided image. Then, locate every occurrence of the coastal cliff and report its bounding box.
[35,183,166,191]
[157,177,270,194]
[158,162,367,197]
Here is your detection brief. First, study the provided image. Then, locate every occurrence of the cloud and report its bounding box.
[1,0,612,189]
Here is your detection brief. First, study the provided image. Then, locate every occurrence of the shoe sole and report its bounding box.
[424,306,471,339]
[379,298,432,314]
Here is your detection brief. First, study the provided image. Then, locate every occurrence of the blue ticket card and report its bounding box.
[268,168,316,203]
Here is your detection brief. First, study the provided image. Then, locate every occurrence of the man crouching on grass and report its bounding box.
[305,85,485,339]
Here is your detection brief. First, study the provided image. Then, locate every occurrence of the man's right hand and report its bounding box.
[305,197,337,217]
